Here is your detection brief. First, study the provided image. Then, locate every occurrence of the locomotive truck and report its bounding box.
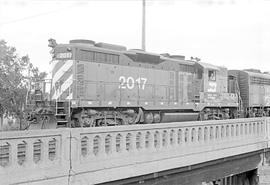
[25,39,269,129]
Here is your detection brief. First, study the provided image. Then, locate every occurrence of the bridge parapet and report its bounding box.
[0,118,269,185]
[70,118,268,184]
[0,129,71,185]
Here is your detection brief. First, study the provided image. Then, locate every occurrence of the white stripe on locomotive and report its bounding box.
[52,74,73,100]
[66,92,73,100]
[52,60,73,87]
[50,59,59,73]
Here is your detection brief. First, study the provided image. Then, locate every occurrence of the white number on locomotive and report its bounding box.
[119,76,147,90]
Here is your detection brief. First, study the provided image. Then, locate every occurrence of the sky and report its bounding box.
[1,0,270,74]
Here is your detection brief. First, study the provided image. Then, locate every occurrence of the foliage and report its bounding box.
[0,40,47,129]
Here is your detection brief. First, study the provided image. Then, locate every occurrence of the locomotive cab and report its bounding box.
[195,62,227,94]
[194,62,239,120]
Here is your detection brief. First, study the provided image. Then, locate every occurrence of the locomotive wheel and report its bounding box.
[144,112,154,124]
[127,116,136,124]
[153,113,161,123]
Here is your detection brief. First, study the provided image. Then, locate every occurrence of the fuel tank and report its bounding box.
[161,112,199,122]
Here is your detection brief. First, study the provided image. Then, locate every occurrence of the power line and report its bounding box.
[0,5,74,26]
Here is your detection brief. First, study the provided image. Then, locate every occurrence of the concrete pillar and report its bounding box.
[257,165,270,185]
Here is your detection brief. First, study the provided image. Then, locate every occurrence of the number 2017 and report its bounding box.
[119,76,147,90]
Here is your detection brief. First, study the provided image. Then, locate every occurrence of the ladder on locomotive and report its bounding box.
[55,99,70,127]
[55,84,72,127]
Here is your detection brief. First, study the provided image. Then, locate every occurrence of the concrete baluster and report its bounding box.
[210,126,214,142]
[193,127,199,144]
[235,124,240,139]
[245,123,249,138]
[177,129,183,146]
[252,122,256,137]
[226,124,231,139]
[240,124,244,138]
[154,130,161,150]
[261,121,265,135]
[198,127,203,143]
[88,134,94,158]
[230,124,235,139]
[169,129,176,147]
[203,126,209,144]
[129,132,136,152]
[140,131,146,151]
[213,125,218,142]
[110,133,116,155]
[180,128,185,146]
[99,134,106,158]
[190,128,195,143]
[215,125,220,141]
[42,138,49,164]
[161,130,168,148]
[188,128,192,144]
[26,139,34,166]
[10,140,18,167]
[120,133,127,154]
[148,131,154,150]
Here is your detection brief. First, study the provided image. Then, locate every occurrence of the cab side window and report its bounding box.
[208,70,216,81]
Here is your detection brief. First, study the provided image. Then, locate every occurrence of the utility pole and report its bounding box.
[142,0,146,51]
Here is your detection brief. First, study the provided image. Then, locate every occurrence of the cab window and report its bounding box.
[208,70,216,81]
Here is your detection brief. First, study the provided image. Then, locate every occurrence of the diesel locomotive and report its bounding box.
[25,39,269,129]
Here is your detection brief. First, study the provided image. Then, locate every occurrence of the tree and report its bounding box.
[0,40,47,130]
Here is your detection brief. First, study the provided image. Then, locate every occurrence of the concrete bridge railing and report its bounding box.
[0,118,269,185]
[0,129,71,185]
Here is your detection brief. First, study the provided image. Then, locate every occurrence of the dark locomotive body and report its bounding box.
[26,39,240,128]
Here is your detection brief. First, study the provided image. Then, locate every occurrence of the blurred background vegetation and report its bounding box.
[0,40,46,131]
